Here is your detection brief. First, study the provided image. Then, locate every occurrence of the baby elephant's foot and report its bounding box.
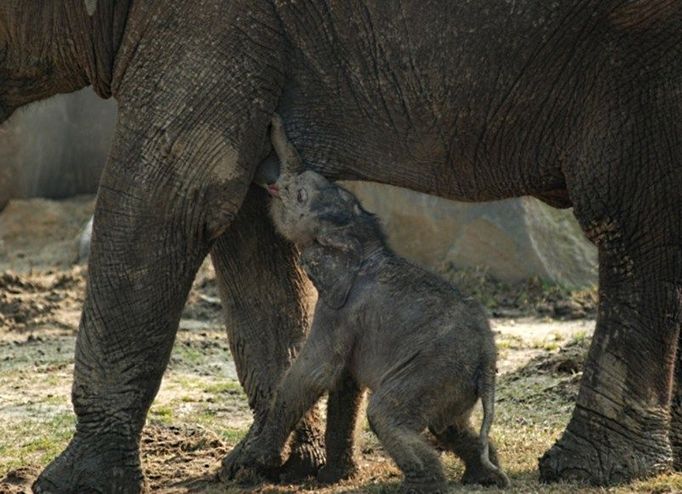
[462,465,510,488]
[220,438,281,484]
[401,476,447,494]
[317,459,358,484]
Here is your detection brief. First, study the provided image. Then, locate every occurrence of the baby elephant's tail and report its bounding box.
[479,366,511,488]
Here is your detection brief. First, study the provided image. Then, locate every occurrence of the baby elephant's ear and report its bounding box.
[303,230,363,309]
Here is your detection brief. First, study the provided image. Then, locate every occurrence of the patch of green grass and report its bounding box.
[0,413,75,478]
[203,381,244,395]
[175,374,205,389]
[543,341,560,351]
[187,408,249,434]
[530,339,561,351]
[149,404,174,423]
[43,372,68,387]
[572,330,589,344]
[496,334,525,351]
[173,343,205,365]
[219,427,249,445]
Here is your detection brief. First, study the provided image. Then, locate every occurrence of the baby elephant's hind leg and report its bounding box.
[431,417,504,487]
[367,394,446,493]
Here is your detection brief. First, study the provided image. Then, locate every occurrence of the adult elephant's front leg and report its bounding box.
[33,70,278,494]
[211,187,326,482]
[33,151,245,493]
[32,4,284,491]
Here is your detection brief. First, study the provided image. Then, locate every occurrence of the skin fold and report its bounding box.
[0,1,679,492]
[232,117,510,493]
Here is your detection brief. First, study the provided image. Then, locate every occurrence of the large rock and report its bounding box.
[0,88,116,209]
[0,196,96,272]
[342,182,597,288]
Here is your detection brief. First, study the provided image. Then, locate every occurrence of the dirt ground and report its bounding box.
[1,197,681,493]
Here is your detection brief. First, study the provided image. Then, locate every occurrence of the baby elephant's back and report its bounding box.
[435,296,496,377]
[355,259,496,400]
[388,259,494,361]
[357,273,496,427]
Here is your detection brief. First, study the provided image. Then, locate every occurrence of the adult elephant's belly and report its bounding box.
[275,0,607,204]
[278,82,572,204]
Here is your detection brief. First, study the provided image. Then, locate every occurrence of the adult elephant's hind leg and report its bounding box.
[540,245,680,484]
[539,116,682,484]
[669,335,682,469]
[212,187,325,482]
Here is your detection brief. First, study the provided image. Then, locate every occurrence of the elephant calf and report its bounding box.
[233,117,510,492]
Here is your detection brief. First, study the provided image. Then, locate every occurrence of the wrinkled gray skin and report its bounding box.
[232,119,510,492]
[0,1,680,492]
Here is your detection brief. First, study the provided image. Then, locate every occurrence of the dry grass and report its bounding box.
[1,322,681,493]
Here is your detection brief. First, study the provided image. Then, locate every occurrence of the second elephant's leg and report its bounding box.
[539,246,680,484]
[212,187,325,481]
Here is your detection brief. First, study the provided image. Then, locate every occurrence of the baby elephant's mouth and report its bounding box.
[267,184,280,197]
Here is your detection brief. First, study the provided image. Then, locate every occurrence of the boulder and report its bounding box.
[342,182,597,288]
[0,196,96,272]
[0,88,116,210]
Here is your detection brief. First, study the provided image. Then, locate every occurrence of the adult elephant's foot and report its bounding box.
[219,435,258,482]
[669,351,682,470]
[539,404,672,485]
[672,397,682,471]
[33,434,145,494]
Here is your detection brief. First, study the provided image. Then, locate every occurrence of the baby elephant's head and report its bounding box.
[266,114,385,308]
[267,114,364,246]
[269,169,363,246]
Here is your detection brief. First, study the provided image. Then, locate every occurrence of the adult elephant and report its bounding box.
[0,0,680,492]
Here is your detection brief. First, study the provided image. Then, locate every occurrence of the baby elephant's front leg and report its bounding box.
[318,371,363,484]
[245,327,342,472]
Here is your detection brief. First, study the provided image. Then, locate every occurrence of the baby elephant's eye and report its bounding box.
[297,188,307,203]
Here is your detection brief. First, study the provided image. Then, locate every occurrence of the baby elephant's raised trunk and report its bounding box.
[271,114,305,176]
